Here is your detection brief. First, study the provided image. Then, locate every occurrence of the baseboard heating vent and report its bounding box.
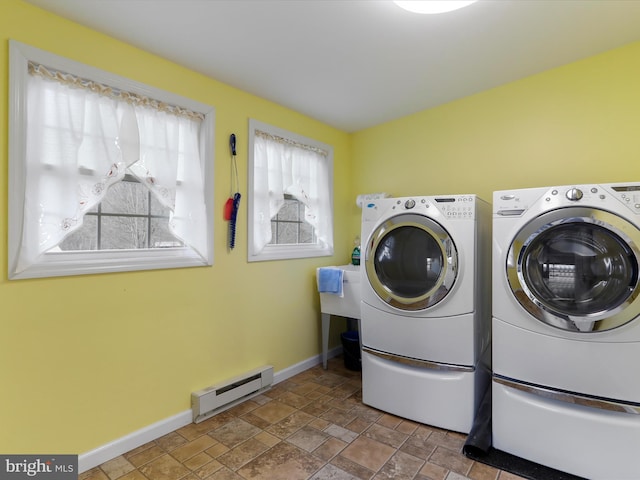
[191,365,274,423]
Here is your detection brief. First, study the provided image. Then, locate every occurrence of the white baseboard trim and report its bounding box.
[78,409,192,473]
[273,346,341,384]
[79,347,342,473]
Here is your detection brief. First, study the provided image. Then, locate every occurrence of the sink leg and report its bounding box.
[322,312,330,369]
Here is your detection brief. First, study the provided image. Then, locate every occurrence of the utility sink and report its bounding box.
[317,264,362,369]
[318,264,361,319]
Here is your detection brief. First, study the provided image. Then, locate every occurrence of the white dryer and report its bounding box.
[492,183,640,479]
[360,195,490,433]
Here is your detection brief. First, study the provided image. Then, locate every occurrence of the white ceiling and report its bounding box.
[25,0,640,132]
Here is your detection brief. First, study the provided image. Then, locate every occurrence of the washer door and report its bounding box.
[507,207,640,332]
[365,213,457,311]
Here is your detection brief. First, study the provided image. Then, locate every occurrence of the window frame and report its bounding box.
[247,119,334,262]
[8,40,215,279]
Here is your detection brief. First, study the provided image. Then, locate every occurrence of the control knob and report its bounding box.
[566,188,583,201]
[405,199,416,209]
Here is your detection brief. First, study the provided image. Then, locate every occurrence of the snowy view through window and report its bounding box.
[269,195,316,245]
[60,176,184,251]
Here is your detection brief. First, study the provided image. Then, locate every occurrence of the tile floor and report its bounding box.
[80,356,524,480]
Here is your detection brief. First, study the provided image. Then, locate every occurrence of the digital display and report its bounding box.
[435,198,456,203]
[612,186,640,192]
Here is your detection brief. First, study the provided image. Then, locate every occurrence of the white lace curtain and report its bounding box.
[252,131,332,254]
[16,65,207,273]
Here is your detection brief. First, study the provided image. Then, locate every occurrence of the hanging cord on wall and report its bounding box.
[224,134,241,250]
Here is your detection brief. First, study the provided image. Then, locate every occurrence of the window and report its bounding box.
[248,119,333,262]
[8,41,215,279]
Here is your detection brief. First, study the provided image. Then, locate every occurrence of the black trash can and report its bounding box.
[341,330,361,371]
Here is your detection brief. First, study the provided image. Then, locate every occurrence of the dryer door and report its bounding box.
[507,207,640,331]
[365,213,457,311]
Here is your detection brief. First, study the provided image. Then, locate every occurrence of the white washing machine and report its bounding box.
[492,183,640,479]
[360,195,490,433]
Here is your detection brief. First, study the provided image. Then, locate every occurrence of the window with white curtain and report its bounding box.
[248,119,333,262]
[8,41,215,279]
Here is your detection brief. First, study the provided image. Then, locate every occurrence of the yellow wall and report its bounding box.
[352,39,640,205]
[0,0,352,454]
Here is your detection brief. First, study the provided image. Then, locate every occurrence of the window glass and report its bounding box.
[59,176,183,251]
[100,179,149,214]
[270,195,318,245]
[375,226,443,298]
[522,223,638,315]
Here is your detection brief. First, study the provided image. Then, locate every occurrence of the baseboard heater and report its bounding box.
[191,365,274,423]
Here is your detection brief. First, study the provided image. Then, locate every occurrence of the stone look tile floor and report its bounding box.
[80,357,525,480]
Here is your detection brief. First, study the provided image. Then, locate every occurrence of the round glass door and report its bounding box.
[365,213,457,311]
[507,208,640,332]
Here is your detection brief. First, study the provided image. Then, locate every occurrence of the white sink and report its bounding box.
[317,264,361,319]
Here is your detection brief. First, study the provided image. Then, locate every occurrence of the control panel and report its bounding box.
[391,195,476,219]
[495,184,640,216]
[547,185,640,213]
[608,185,640,211]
